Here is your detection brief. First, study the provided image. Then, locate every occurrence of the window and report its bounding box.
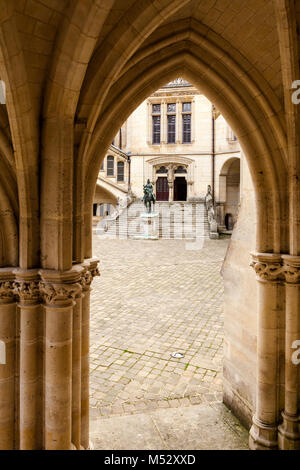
[167,115,176,144]
[182,102,191,112]
[175,165,187,173]
[152,104,161,144]
[227,126,237,142]
[167,103,176,113]
[107,155,114,176]
[182,114,191,143]
[167,103,176,144]
[152,116,161,144]
[156,166,167,173]
[117,161,124,182]
[182,102,191,143]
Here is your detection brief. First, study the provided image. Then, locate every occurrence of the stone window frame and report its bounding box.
[106,155,115,177]
[147,95,195,146]
[117,160,125,182]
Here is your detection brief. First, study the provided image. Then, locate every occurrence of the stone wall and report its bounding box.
[222,155,257,429]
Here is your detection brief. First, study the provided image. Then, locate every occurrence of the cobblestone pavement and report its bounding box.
[90,236,230,418]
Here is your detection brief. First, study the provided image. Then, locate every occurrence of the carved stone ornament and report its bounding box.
[91,267,100,278]
[283,263,300,284]
[0,281,15,300]
[13,280,40,303]
[39,281,82,305]
[250,260,284,281]
[81,271,93,289]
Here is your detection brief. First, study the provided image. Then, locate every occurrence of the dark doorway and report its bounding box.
[225,213,234,230]
[174,177,187,201]
[156,177,169,201]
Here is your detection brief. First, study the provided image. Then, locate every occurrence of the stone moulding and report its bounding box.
[0,260,100,304]
[39,281,82,305]
[250,253,300,284]
[0,268,16,302]
[250,253,284,282]
[0,280,15,300]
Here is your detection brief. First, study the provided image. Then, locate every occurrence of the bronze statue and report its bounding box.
[143,179,156,213]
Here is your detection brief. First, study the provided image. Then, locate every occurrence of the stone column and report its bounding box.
[72,280,83,450]
[13,269,42,450]
[167,165,174,202]
[249,253,285,450]
[278,255,300,449]
[0,269,16,450]
[81,258,100,449]
[39,266,83,450]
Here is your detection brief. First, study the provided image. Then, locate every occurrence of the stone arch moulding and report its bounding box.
[81,49,288,258]
[219,156,241,176]
[147,156,194,167]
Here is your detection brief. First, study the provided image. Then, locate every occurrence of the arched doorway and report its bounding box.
[156,176,169,201]
[174,177,187,201]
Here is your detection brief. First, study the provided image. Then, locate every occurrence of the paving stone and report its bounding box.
[90,237,228,416]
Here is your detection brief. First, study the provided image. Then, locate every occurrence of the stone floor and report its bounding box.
[89,236,249,449]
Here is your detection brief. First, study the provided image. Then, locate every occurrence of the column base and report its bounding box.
[249,416,278,450]
[278,412,300,450]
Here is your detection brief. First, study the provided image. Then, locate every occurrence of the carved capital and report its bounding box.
[81,270,93,290]
[13,280,40,304]
[250,253,284,282]
[91,266,100,278]
[39,281,82,306]
[282,255,300,284]
[0,281,15,301]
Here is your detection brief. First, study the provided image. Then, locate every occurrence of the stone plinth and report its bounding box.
[134,212,159,240]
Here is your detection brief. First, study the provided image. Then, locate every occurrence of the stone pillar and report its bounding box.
[81,258,100,449]
[278,255,300,449]
[167,165,174,202]
[0,269,16,450]
[72,281,83,450]
[39,266,83,450]
[249,253,285,450]
[13,269,42,450]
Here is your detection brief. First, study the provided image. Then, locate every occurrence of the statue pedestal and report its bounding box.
[134,212,159,240]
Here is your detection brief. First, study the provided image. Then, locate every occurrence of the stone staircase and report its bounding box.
[94,200,210,240]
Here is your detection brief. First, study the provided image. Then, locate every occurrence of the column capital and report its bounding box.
[83,257,100,279]
[13,269,40,305]
[282,255,300,284]
[39,265,84,306]
[0,268,16,303]
[250,252,284,282]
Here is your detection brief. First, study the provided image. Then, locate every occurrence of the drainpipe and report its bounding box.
[211,104,216,204]
[127,153,131,194]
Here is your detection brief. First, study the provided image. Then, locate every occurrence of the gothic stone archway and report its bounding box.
[0,0,298,451]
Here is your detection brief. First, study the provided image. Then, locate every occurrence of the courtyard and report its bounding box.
[89,236,249,449]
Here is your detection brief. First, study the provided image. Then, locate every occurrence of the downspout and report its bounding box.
[212,104,216,204]
[127,153,131,193]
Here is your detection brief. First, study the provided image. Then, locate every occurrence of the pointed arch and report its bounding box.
[79,43,288,257]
